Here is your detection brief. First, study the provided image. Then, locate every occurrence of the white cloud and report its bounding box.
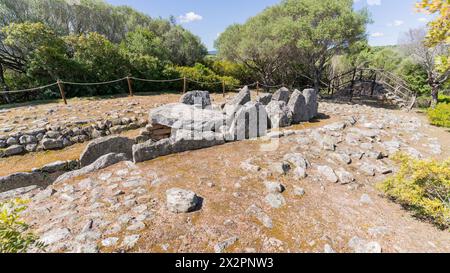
[367,0,381,6]
[393,20,404,26]
[371,32,384,37]
[388,20,404,27]
[179,12,203,24]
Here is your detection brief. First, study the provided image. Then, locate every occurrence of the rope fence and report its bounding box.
[0,75,290,105]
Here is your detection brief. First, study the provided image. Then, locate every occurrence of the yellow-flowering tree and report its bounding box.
[416,0,450,107]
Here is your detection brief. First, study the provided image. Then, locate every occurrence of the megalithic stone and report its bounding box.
[303,88,318,120]
[288,89,308,123]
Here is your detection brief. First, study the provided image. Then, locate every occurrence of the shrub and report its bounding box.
[0,199,45,253]
[170,63,240,92]
[377,153,450,229]
[427,102,450,128]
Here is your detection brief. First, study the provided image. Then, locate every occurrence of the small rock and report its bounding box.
[317,165,338,183]
[264,181,285,193]
[264,193,286,209]
[214,236,239,253]
[166,188,200,213]
[293,186,305,197]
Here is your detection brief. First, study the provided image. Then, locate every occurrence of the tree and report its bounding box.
[400,28,449,107]
[416,0,449,73]
[215,0,370,90]
[163,26,207,66]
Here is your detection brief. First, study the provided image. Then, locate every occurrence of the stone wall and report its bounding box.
[0,116,148,158]
[0,160,79,192]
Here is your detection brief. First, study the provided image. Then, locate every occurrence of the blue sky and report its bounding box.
[105,0,433,50]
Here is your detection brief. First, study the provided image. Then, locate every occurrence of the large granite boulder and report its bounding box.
[132,130,225,163]
[228,101,268,140]
[180,91,211,109]
[288,89,308,123]
[272,87,290,104]
[150,103,227,132]
[256,93,272,105]
[79,136,134,167]
[303,88,318,120]
[265,101,292,128]
[223,86,251,117]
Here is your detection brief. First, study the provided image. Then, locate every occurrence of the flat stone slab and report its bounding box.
[150,103,227,132]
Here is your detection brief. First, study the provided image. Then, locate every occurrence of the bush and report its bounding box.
[377,153,450,229]
[170,63,240,92]
[0,199,45,253]
[427,102,450,128]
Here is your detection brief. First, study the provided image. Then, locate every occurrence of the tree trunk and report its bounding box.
[430,84,439,108]
[0,63,11,104]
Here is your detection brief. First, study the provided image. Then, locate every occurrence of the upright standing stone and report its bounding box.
[229,101,268,140]
[223,86,251,117]
[265,101,292,128]
[287,89,308,123]
[303,89,318,120]
[272,87,290,104]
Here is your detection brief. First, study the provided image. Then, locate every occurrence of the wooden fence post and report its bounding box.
[126,76,133,97]
[183,77,187,94]
[256,81,260,96]
[57,79,67,105]
[370,73,377,97]
[222,81,225,97]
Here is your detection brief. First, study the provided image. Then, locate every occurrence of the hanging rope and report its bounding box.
[131,77,184,83]
[0,82,58,94]
[61,78,127,86]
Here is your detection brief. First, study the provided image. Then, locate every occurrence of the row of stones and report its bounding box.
[0,116,148,158]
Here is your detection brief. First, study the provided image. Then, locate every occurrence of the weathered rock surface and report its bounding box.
[256,93,272,105]
[150,103,227,132]
[166,188,200,213]
[79,136,135,167]
[265,101,292,128]
[55,153,128,183]
[272,87,290,104]
[303,88,318,120]
[223,86,251,117]
[288,89,308,123]
[180,91,212,109]
[132,130,225,163]
[228,101,268,140]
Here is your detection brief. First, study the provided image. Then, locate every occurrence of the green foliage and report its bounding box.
[0,199,46,253]
[377,153,450,229]
[205,58,255,84]
[170,63,240,92]
[0,0,208,104]
[427,98,450,128]
[216,0,369,88]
